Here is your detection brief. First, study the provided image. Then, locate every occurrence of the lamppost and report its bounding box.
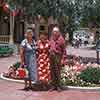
[3,3,16,44]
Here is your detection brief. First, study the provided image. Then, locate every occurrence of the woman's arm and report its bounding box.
[20,47,25,65]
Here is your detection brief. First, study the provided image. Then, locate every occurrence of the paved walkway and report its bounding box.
[0,47,100,100]
[67,46,98,58]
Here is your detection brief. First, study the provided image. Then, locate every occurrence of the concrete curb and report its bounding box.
[1,73,100,91]
[0,73,35,84]
[67,86,100,91]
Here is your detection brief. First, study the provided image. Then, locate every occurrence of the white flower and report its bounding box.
[98,65,100,68]
[80,79,83,82]
[76,62,79,65]
[86,62,92,67]
[62,78,66,82]
[16,71,19,75]
[73,65,77,70]
[92,63,98,68]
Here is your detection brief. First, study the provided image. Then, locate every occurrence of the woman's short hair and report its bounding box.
[25,29,33,37]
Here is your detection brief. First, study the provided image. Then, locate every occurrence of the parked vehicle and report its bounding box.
[73,30,94,45]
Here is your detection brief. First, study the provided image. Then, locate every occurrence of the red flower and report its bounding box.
[18,68,26,78]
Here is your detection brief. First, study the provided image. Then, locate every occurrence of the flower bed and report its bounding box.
[3,55,100,87]
[61,55,100,87]
[3,62,28,80]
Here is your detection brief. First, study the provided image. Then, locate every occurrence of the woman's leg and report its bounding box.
[24,80,28,88]
[22,80,30,91]
[29,80,32,88]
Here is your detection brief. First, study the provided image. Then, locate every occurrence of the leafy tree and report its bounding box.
[5,0,100,42]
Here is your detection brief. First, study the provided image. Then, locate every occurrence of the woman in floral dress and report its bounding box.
[37,33,51,84]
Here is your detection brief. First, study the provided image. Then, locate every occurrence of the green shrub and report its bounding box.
[78,67,100,84]
[0,47,13,55]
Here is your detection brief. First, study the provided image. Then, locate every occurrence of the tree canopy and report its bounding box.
[4,0,100,41]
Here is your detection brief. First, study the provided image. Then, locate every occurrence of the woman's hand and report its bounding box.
[20,63,25,68]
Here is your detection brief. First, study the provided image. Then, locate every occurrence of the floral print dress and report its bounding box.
[37,40,51,83]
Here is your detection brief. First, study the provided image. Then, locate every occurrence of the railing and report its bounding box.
[0,35,9,43]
